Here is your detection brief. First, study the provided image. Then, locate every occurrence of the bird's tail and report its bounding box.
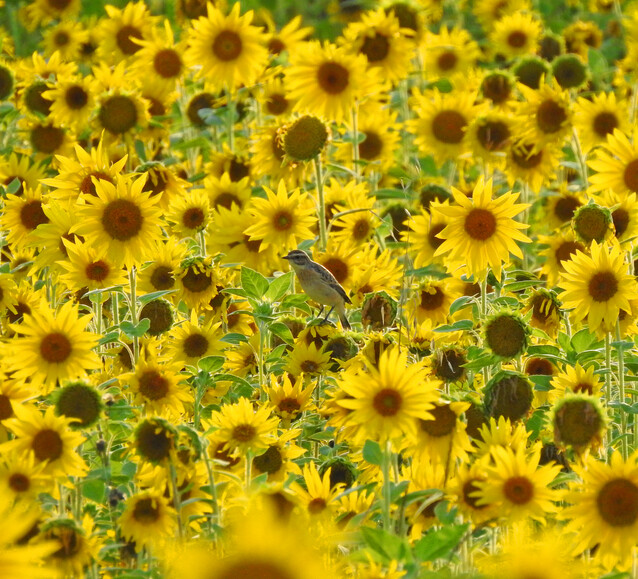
[337,303,351,330]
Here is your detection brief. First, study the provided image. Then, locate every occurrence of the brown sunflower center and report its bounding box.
[138,370,169,401]
[253,445,283,474]
[553,398,601,447]
[464,208,496,240]
[116,25,143,55]
[30,124,64,154]
[86,260,110,282]
[482,73,511,104]
[154,49,182,78]
[373,388,402,416]
[182,207,206,230]
[428,223,446,250]
[232,424,256,443]
[420,404,456,437]
[597,478,638,527]
[99,95,138,135]
[24,82,52,116]
[624,159,638,193]
[613,207,630,238]
[353,218,371,240]
[274,211,293,231]
[588,271,618,302]
[136,421,172,462]
[0,394,13,421]
[419,287,445,311]
[554,196,581,222]
[511,144,543,169]
[0,66,12,101]
[463,479,488,509]
[53,31,70,46]
[308,497,327,514]
[183,333,209,357]
[360,33,390,62]
[300,360,319,373]
[65,85,89,110]
[40,332,72,363]
[213,30,242,61]
[359,131,383,160]
[437,51,458,71]
[507,30,528,48]
[102,199,143,241]
[536,99,567,134]
[217,561,294,579]
[20,200,49,230]
[214,192,242,210]
[554,240,584,266]
[32,429,63,461]
[503,476,534,504]
[322,257,348,284]
[593,112,618,138]
[187,92,214,127]
[150,265,174,290]
[278,398,301,413]
[476,120,511,152]
[435,349,466,381]
[8,473,30,493]
[317,61,349,95]
[432,110,466,144]
[266,94,289,116]
[574,382,594,395]
[268,38,286,54]
[80,171,112,196]
[132,498,161,524]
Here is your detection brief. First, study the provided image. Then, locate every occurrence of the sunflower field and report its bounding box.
[2,0,638,576]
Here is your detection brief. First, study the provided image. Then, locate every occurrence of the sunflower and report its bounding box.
[43,75,95,131]
[559,240,636,335]
[166,312,223,367]
[408,88,478,164]
[544,188,584,230]
[118,490,176,553]
[137,238,187,296]
[58,242,127,293]
[6,300,100,393]
[490,12,542,59]
[523,288,562,336]
[250,124,308,188]
[29,200,78,275]
[408,278,457,327]
[434,177,530,282]
[40,517,100,577]
[207,396,278,458]
[23,118,75,160]
[41,21,89,61]
[562,450,638,571]
[422,26,481,84]
[349,247,403,305]
[0,274,18,317]
[2,404,87,478]
[166,189,211,240]
[448,458,500,527]
[465,111,514,165]
[286,40,372,123]
[550,362,603,402]
[205,173,252,212]
[589,129,638,196]
[244,180,316,253]
[336,347,439,444]
[472,0,531,30]
[258,71,294,119]
[505,138,562,192]
[0,153,45,197]
[330,184,379,247]
[471,416,530,457]
[24,0,81,30]
[0,186,49,251]
[132,21,185,88]
[176,256,220,310]
[403,202,450,269]
[264,373,315,424]
[95,88,150,139]
[538,232,586,287]
[600,190,638,244]
[290,461,344,521]
[0,450,51,501]
[185,2,267,91]
[517,82,573,148]
[264,13,312,57]
[285,342,332,377]
[73,174,163,268]
[341,8,413,84]
[97,2,155,64]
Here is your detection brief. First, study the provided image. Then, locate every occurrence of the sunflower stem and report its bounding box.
[245,450,253,492]
[572,128,589,189]
[128,266,139,363]
[314,156,327,252]
[615,319,628,459]
[480,276,488,319]
[605,332,613,451]
[382,439,394,533]
[351,104,360,182]
[258,321,266,394]
[202,442,220,533]
[226,88,235,152]
[169,460,184,539]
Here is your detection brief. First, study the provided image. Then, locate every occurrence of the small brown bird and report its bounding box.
[283,249,351,330]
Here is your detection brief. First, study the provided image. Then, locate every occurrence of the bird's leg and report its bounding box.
[321,306,335,325]
[317,305,325,319]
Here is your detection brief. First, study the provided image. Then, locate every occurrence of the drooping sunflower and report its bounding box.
[589,129,638,196]
[185,2,268,91]
[490,12,542,59]
[6,300,100,393]
[562,450,638,571]
[286,40,372,123]
[118,490,176,553]
[465,111,514,166]
[2,404,87,478]
[250,124,308,188]
[408,88,478,164]
[559,240,636,335]
[336,347,439,444]
[434,177,530,282]
[73,174,163,268]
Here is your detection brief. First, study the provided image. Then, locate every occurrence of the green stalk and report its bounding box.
[128,266,139,363]
[351,105,360,182]
[616,320,628,459]
[314,156,327,252]
[169,461,184,538]
[605,332,613,451]
[382,439,394,533]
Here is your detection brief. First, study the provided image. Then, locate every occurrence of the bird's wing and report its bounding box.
[314,262,352,304]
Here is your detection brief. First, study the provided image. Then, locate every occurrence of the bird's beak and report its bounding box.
[282,253,291,260]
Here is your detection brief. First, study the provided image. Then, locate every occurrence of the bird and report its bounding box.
[283,249,351,330]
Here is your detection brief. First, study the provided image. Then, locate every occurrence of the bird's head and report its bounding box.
[283,249,312,267]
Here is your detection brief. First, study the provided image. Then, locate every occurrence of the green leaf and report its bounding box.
[198,356,225,373]
[571,328,597,353]
[449,296,474,315]
[462,353,499,370]
[502,279,541,292]
[98,331,120,346]
[360,527,412,563]
[269,322,294,345]
[137,290,177,305]
[6,177,21,194]
[433,319,474,333]
[134,139,147,162]
[241,266,269,300]
[281,293,312,314]
[120,318,150,338]
[413,524,469,562]
[220,332,248,344]
[265,271,294,302]
[362,440,383,466]
[83,478,105,503]
[211,373,253,391]
[527,345,560,356]
[374,188,411,200]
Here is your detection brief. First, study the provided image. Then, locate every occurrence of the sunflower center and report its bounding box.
[477,121,511,151]
[283,115,328,161]
[232,424,256,443]
[272,211,292,231]
[432,110,466,144]
[588,271,618,302]
[86,260,110,282]
[597,478,638,527]
[32,429,63,461]
[99,95,138,135]
[40,332,72,363]
[136,421,172,462]
[419,287,445,311]
[31,124,65,154]
[268,38,286,54]
[574,382,594,395]
[65,85,89,110]
[266,94,288,116]
[359,131,382,160]
[360,33,390,62]
[437,51,458,71]
[138,370,169,401]
[612,207,630,238]
[592,112,618,138]
[464,208,496,240]
[574,206,609,243]
[182,265,213,293]
[51,527,81,558]
[214,192,242,210]
[503,476,534,504]
[116,25,143,55]
[511,144,543,169]
[353,218,370,240]
[463,479,488,509]
[20,200,49,230]
[183,333,209,357]
[0,65,13,101]
[486,315,527,359]
[322,257,348,283]
[428,223,446,250]
[553,398,601,447]
[507,30,528,48]
[317,61,349,95]
[308,497,327,514]
[8,473,30,493]
[24,82,52,116]
[482,73,511,104]
[435,349,466,381]
[301,359,320,373]
[150,265,175,290]
[536,99,567,134]
[182,207,206,230]
[487,374,533,421]
[154,48,182,78]
[0,394,13,420]
[56,383,102,427]
[187,92,214,127]
[555,240,584,265]
[102,198,143,241]
[133,498,161,524]
[53,31,70,46]
[253,446,283,474]
[373,388,402,416]
[420,404,456,437]
[80,171,112,196]
[218,560,294,579]
[278,398,301,413]
[623,159,638,193]
[212,30,243,61]
[554,196,581,222]
[243,235,262,252]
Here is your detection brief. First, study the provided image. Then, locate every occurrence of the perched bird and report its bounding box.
[283,249,351,330]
